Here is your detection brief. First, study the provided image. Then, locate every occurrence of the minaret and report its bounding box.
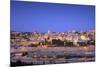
[47,30,51,34]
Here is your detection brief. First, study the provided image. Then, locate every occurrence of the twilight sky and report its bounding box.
[11,1,95,32]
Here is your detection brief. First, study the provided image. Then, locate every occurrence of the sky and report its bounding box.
[10,1,95,32]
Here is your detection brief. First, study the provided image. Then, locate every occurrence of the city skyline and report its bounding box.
[11,1,95,32]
